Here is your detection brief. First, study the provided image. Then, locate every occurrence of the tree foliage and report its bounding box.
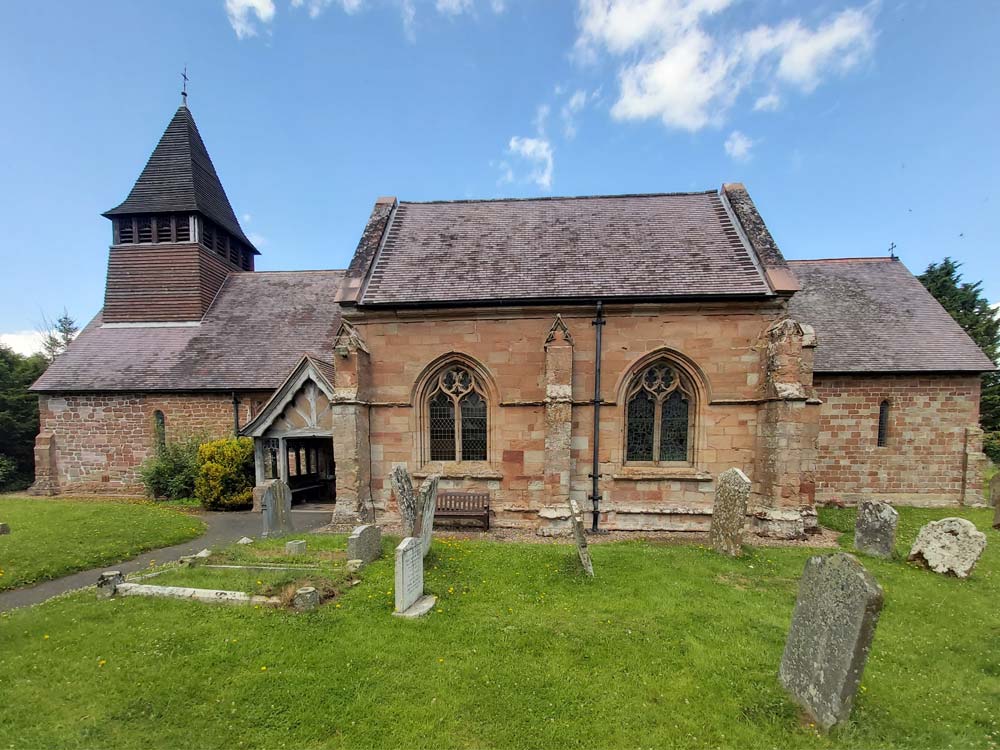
[194,437,255,511]
[0,345,49,490]
[918,257,1000,462]
[138,437,201,501]
[40,309,79,361]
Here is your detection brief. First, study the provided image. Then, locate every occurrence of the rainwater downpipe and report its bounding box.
[589,300,605,532]
[231,392,241,436]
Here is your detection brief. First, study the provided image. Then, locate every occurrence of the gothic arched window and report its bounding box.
[625,359,693,463]
[426,365,488,462]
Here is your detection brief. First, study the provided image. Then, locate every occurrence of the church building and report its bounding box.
[30,102,995,538]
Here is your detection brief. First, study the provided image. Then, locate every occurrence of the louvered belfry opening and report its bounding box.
[101,102,258,323]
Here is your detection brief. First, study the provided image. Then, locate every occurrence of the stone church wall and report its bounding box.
[813,374,986,506]
[349,300,815,532]
[32,391,268,495]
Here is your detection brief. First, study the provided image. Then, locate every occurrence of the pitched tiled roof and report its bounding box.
[359,192,772,305]
[32,271,344,392]
[103,105,256,251]
[787,258,996,373]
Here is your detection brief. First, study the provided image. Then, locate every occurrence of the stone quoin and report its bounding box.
[25,99,995,536]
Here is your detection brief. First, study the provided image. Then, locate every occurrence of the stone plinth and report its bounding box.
[779,553,884,731]
[292,586,320,612]
[285,540,307,555]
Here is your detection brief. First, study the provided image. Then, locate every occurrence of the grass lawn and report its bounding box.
[0,507,996,749]
[0,496,206,590]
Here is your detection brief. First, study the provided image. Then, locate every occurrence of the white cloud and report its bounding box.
[507,136,554,190]
[753,91,780,111]
[576,0,876,131]
[225,0,275,39]
[291,0,364,17]
[723,130,753,161]
[242,212,253,223]
[0,330,46,357]
[248,232,269,248]
[436,0,474,14]
[561,89,589,137]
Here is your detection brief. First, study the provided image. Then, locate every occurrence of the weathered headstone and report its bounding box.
[907,517,987,578]
[260,479,294,538]
[390,466,419,538]
[567,496,595,577]
[710,467,750,556]
[347,524,382,565]
[96,571,124,599]
[0,522,9,535]
[415,475,439,557]
[285,540,307,555]
[779,553,884,731]
[853,500,899,559]
[292,586,320,612]
[393,536,436,618]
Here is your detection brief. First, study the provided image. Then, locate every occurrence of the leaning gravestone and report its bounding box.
[390,466,419,538]
[347,524,382,565]
[710,467,750,557]
[779,552,884,731]
[907,517,987,578]
[393,537,436,618]
[853,500,899,559]
[415,475,439,557]
[260,479,294,538]
[567,496,595,577]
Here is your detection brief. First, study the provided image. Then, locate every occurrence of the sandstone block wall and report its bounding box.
[33,391,268,495]
[813,374,985,506]
[351,300,816,531]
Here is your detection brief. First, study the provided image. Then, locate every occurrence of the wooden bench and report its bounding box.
[434,491,491,530]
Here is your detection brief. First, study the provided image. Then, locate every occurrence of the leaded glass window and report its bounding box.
[877,400,890,447]
[426,365,488,462]
[625,359,693,464]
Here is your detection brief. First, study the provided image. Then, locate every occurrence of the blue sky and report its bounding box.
[1,0,997,352]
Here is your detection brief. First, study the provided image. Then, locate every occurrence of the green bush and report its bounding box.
[138,438,200,501]
[194,437,255,511]
[983,430,1000,465]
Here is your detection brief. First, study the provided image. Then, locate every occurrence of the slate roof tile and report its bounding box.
[359,191,772,305]
[787,258,995,373]
[32,271,344,392]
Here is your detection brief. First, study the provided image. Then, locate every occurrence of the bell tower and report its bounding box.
[101,97,258,323]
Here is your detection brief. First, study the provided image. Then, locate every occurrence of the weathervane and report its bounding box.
[181,66,189,106]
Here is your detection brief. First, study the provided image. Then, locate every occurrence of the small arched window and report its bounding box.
[153,410,166,450]
[426,365,488,462]
[625,359,693,464]
[877,400,890,447]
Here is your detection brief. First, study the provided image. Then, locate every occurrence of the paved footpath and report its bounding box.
[0,509,332,613]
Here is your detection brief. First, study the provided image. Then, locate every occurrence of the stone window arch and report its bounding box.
[424,363,489,462]
[624,358,695,464]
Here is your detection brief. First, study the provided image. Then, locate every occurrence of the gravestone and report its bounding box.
[710,467,750,557]
[292,586,320,612]
[567,496,595,577]
[0,522,9,535]
[390,466,419,538]
[907,517,987,578]
[415,475,439,557]
[285,540,307,555]
[347,524,382,565]
[96,570,124,599]
[779,552,884,731]
[260,479,294,538]
[853,500,899,559]
[393,536,436,618]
